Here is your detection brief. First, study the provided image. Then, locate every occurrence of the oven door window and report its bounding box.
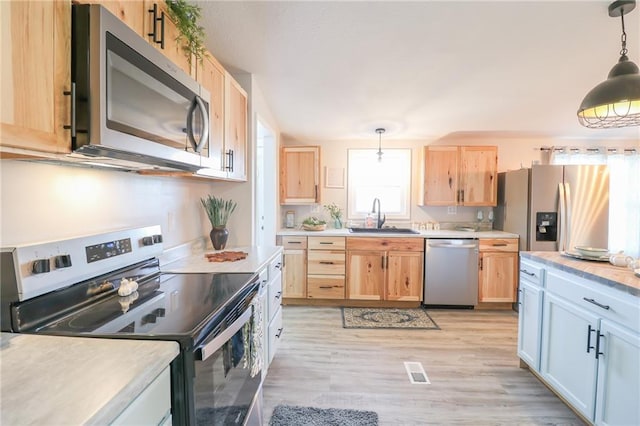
[194,309,260,425]
[105,32,208,156]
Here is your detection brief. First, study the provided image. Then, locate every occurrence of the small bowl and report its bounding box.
[574,246,609,257]
[302,224,326,231]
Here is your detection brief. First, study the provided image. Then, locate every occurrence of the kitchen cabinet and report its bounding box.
[0,0,72,155]
[307,237,346,300]
[346,238,424,301]
[111,366,172,425]
[224,75,248,181]
[78,0,145,36]
[478,238,518,303]
[279,236,307,299]
[261,253,283,374]
[143,1,192,76]
[280,146,321,204]
[517,258,545,371]
[423,146,497,206]
[536,266,640,424]
[195,55,226,177]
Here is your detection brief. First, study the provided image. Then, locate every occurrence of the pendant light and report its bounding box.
[577,0,640,128]
[376,128,385,162]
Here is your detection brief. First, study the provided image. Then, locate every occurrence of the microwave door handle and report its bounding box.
[195,307,252,362]
[186,96,209,153]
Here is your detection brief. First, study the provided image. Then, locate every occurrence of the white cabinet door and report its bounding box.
[595,320,640,426]
[268,306,283,365]
[517,280,543,371]
[541,292,599,421]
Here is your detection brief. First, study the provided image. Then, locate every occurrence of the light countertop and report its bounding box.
[0,333,179,425]
[277,228,519,239]
[522,251,640,297]
[162,245,283,274]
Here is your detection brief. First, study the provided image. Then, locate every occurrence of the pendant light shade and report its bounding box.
[577,0,640,128]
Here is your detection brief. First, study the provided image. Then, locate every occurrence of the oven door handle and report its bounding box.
[195,307,252,362]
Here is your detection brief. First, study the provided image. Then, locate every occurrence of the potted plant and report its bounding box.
[302,216,327,231]
[201,195,237,250]
[324,203,343,229]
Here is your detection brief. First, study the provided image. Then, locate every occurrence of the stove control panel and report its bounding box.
[4,226,163,301]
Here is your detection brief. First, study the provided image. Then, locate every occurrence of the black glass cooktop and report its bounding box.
[13,260,257,347]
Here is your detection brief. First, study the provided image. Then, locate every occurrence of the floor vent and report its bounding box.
[404,361,430,385]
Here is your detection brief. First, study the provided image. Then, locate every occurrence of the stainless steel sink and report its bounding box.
[348,227,420,234]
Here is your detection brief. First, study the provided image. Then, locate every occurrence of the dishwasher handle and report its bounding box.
[428,242,477,249]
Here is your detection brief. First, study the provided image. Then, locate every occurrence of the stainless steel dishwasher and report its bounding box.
[423,238,479,307]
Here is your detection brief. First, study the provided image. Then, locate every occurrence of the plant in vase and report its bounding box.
[201,195,237,250]
[324,203,343,229]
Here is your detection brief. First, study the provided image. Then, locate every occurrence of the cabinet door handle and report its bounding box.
[595,331,605,359]
[319,261,334,265]
[275,328,284,338]
[63,82,77,137]
[381,256,385,269]
[587,325,596,354]
[315,185,318,201]
[520,269,535,277]
[479,257,483,271]
[583,297,610,310]
[275,262,282,270]
[275,291,282,299]
[147,4,165,48]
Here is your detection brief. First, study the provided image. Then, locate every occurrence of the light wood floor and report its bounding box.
[262,306,585,425]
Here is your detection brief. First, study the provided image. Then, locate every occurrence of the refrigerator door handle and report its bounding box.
[564,182,572,252]
[558,182,566,252]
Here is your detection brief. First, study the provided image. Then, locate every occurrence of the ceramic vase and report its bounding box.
[210,226,229,250]
[334,218,342,229]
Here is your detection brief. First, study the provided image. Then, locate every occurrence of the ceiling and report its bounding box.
[195,1,640,142]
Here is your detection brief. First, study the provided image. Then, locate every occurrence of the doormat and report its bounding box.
[269,405,378,426]
[342,307,439,330]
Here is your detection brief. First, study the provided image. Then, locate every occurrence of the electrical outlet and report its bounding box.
[447,206,457,215]
[310,204,321,213]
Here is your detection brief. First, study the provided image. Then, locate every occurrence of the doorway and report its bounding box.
[255,117,277,246]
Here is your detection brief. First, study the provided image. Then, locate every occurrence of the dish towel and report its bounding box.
[243,296,263,378]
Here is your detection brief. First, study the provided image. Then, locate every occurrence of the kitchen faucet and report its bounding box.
[371,198,386,229]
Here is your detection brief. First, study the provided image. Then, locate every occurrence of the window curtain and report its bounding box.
[551,148,640,258]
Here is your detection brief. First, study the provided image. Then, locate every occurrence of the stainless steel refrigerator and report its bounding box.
[494,165,609,252]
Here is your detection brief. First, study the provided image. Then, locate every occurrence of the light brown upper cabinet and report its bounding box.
[224,75,248,181]
[195,56,226,177]
[79,1,146,36]
[143,1,192,76]
[423,146,498,206]
[280,146,321,204]
[0,0,72,155]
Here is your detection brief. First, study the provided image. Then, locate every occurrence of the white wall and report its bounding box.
[279,132,639,228]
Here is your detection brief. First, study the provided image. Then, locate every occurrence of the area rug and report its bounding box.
[269,405,378,426]
[342,307,439,330]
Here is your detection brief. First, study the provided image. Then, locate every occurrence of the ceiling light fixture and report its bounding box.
[577,0,640,128]
[376,128,385,162]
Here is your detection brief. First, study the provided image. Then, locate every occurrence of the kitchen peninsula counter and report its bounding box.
[522,251,640,297]
[0,333,179,425]
[162,245,283,274]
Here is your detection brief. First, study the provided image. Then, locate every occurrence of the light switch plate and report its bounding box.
[447,206,457,215]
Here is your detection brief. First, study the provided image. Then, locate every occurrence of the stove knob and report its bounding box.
[54,254,72,268]
[32,259,50,274]
[141,236,154,246]
[153,234,163,244]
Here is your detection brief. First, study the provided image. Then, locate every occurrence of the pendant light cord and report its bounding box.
[620,10,628,56]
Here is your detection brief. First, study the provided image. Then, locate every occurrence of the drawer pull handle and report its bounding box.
[275,291,282,299]
[275,262,282,270]
[520,269,535,277]
[583,297,610,310]
[319,242,333,245]
[492,243,508,246]
[586,325,596,353]
[319,261,334,265]
[275,328,284,338]
[319,286,333,289]
[288,241,302,244]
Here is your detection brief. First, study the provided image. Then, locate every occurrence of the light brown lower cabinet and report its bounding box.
[346,237,424,302]
[279,236,307,299]
[478,238,519,303]
[307,237,345,299]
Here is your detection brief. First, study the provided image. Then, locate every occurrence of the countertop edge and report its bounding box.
[521,252,639,297]
[277,229,519,238]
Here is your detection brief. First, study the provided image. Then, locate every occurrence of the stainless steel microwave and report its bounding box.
[70,4,210,172]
